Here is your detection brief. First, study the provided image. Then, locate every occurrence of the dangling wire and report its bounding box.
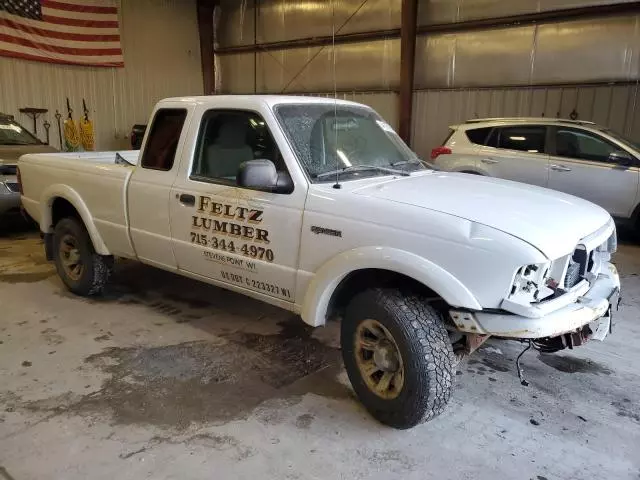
[332,0,340,189]
[516,340,532,386]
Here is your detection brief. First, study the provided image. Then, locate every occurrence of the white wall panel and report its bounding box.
[217,0,400,48]
[414,14,640,89]
[219,39,399,94]
[411,84,640,161]
[0,0,203,151]
[533,16,639,84]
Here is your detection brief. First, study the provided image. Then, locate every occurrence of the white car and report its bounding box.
[431,117,640,224]
[18,97,619,429]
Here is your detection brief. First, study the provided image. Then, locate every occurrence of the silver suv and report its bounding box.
[431,118,640,224]
[0,114,56,216]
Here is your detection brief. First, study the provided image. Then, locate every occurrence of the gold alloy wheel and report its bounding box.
[355,319,405,400]
[59,233,84,281]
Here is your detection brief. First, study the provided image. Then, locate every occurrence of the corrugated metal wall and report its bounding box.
[217,0,636,46]
[0,0,203,151]
[218,39,400,93]
[414,15,640,88]
[417,0,636,24]
[214,0,640,158]
[218,8,640,92]
[217,0,401,47]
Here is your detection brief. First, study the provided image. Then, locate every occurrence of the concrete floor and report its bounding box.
[0,221,639,480]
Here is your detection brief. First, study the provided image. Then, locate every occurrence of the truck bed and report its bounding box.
[25,150,139,166]
[19,150,139,258]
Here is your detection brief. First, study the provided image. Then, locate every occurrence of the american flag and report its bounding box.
[0,0,123,67]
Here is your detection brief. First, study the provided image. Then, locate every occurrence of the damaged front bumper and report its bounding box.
[450,262,620,340]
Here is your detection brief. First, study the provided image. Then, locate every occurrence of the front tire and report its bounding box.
[341,288,454,429]
[53,217,113,296]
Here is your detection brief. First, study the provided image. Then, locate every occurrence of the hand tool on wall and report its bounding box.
[79,99,95,151]
[18,107,48,137]
[43,119,51,145]
[63,98,80,152]
[55,110,63,150]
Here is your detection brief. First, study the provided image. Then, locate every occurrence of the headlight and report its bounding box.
[596,225,617,254]
[507,261,554,305]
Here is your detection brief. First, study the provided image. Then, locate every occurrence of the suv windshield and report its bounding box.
[601,129,640,151]
[0,117,41,146]
[275,104,425,182]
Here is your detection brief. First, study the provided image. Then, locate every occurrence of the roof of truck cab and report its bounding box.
[157,95,363,108]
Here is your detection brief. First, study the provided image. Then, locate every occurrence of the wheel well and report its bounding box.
[51,197,80,228]
[327,269,440,320]
[629,202,640,226]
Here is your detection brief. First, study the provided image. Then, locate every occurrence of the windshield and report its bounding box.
[274,104,426,182]
[602,129,640,151]
[0,118,41,146]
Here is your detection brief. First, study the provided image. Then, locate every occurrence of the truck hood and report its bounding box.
[352,172,611,259]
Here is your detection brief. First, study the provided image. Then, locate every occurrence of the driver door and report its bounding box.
[547,126,639,217]
[169,108,303,303]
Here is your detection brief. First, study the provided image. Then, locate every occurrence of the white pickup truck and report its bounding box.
[18,95,620,429]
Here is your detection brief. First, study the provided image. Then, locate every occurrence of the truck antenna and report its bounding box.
[331,0,341,190]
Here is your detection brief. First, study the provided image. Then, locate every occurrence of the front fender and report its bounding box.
[40,184,110,255]
[300,246,482,327]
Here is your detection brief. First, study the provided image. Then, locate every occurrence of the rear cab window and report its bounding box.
[140,108,187,171]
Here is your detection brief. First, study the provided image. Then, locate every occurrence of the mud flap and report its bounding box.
[44,233,54,261]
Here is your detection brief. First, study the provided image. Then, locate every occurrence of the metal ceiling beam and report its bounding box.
[399,0,417,145]
[214,1,640,55]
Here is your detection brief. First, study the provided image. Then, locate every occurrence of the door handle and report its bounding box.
[481,158,499,164]
[550,164,572,172]
[178,193,195,206]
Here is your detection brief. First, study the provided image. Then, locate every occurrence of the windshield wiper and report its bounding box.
[390,158,439,170]
[315,165,409,180]
[390,159,422,166]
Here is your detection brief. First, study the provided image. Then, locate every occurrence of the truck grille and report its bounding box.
[560,224,615,291]
[5,182,19,193]
[564,260,581,288]
[564,247,591,288]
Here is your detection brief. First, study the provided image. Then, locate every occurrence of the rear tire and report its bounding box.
[341,288,455,429]
[53,217,113,296]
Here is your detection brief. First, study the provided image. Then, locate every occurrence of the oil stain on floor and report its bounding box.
[537,354,612,375]
[9,320,342,430]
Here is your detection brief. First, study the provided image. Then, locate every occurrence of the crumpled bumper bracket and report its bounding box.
[450,263,620,339]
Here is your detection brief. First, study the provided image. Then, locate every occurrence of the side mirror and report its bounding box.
[237,159,293,193]
[609,151,634,166]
